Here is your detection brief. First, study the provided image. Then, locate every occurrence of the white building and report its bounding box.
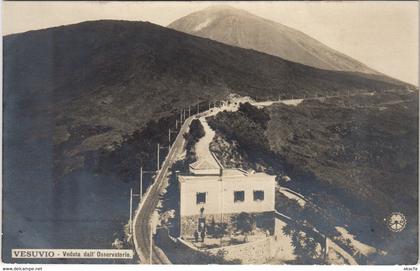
[178,157,276,238]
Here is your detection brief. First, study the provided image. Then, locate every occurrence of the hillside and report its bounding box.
[169,5,380,74]
[4,20,410,180]
[2,20,413,262]
[207,91,418,264]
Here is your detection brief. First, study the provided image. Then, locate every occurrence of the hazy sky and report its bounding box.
[3,1,418,85]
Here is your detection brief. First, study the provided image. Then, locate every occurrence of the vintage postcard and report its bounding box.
[2,1,418,267]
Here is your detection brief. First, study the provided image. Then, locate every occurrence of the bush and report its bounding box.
[184,119,205,163]
[189,119,205,140]
[233,212,256,234]
[207,111,269,152]
[238,102,270,129]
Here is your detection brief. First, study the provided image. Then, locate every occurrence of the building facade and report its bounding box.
[178,159,276,238]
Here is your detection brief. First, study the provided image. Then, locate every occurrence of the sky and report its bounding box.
[3,1,418,85]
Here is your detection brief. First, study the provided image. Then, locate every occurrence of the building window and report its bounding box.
[234,191,245,202]
[196,192,206,204]
[253,190,264,201]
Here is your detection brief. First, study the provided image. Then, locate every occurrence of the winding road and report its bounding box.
[131,91,380,264]
[132,100,243,263]
[132,115,194,264]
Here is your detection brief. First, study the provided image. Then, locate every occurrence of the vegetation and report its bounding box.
[185,119,205,147]
[184,119,205,163]
[233,212,256,235]
[3,19,416,263]
[4,20,411,182]
[238,102,270,129]
[281,223,324,264]
[209,92,418,264]
[207,103,269,152]
[208,219,229,239]
[208,103,283,174]
[96,115,177,182]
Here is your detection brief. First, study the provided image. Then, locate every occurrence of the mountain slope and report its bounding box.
[169,5,378,74]
[4,20,410,179]
[2,20,415,262]
[207,92,418,264]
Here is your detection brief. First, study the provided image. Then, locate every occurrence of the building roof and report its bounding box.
[178,168,275,183]
[189,159,220,170]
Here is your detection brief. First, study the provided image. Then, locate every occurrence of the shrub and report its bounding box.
[184,119,205,163]
[233,212,256,234]
[238,102,270,129]
[189,119,205,140]
[207,111,269,152]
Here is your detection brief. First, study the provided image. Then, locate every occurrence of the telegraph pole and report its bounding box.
[139,166,154,198]
[157,143,160,171]
[220,175,224,247]
[188,106,191,117]
[149,226,153,264]
[129,188,133,235]
[169,128,177,148]
[140,166,143,201]
[183,109,186,121]
[175,119,178,130]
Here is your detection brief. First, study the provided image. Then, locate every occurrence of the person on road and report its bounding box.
[194,230,199,243]
[200,229,205,242]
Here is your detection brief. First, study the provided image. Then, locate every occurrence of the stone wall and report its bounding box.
[207,236,276,264]
[180,211,274,238]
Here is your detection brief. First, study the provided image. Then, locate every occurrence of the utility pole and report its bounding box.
[149,226,153,264]
[157,143,160,171]
[180,111,183,124]
[220,176,224,247]
[139,166,154,198]
[175,119,178,130]
[129,188,133,235]
[183,109,186,121]
[188,106,191,117]
[169,129,177,148]
[140,167,143,201]
[323,234,328,263]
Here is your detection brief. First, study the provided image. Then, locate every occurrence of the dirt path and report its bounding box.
[194,117,220,168]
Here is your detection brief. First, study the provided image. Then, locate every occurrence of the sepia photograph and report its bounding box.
[1,1,419,267]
